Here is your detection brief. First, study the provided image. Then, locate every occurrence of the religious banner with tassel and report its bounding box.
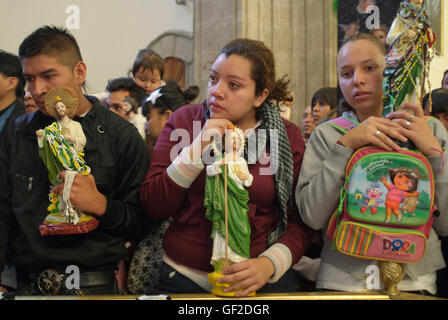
[379,0,436,296]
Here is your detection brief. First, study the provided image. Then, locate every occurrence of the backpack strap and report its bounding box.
[424,115,436,123]
[328,116,359,134]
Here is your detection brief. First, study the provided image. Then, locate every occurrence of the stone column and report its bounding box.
[193,0,239,99]
[193,0,337,126]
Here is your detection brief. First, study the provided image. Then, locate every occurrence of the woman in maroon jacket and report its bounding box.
[139,38,314,297]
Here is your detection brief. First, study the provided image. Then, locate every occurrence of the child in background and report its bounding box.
[143,79,199,157]
[129,48,166,116]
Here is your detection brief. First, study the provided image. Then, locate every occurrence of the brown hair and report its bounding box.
[218,38,291,104]
[130,48,165,79]
[337,33,387,113]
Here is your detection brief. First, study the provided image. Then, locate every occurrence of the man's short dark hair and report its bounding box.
[18,25,83,68]
[0,50,25,99]
[106,77,136,93]
[106,77,146,106]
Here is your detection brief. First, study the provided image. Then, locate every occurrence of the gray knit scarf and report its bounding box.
[203,100,293,244]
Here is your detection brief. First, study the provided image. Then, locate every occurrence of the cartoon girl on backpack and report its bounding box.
[380,168,420,224]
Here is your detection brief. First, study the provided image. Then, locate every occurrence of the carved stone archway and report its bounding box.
[148,30,194,90]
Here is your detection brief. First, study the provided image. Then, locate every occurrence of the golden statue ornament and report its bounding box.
[378,260,406,296]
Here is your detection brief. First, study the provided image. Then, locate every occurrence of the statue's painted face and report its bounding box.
[55,101,67,117]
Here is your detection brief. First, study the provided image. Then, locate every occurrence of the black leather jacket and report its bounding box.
[0,96,151,278]
[0,99,25,143]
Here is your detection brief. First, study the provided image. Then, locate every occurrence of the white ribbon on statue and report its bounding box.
[61,170,80,225]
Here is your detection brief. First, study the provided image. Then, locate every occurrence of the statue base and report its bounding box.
[207,272,256,297]
[39,212,99,236]
[378,261,405,296]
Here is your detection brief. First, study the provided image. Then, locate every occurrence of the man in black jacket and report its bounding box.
[0,50,25,292]
[0,26,151,295]
[0,50,25,142]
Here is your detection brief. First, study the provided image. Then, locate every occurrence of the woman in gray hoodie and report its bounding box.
[295,33,448,295]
